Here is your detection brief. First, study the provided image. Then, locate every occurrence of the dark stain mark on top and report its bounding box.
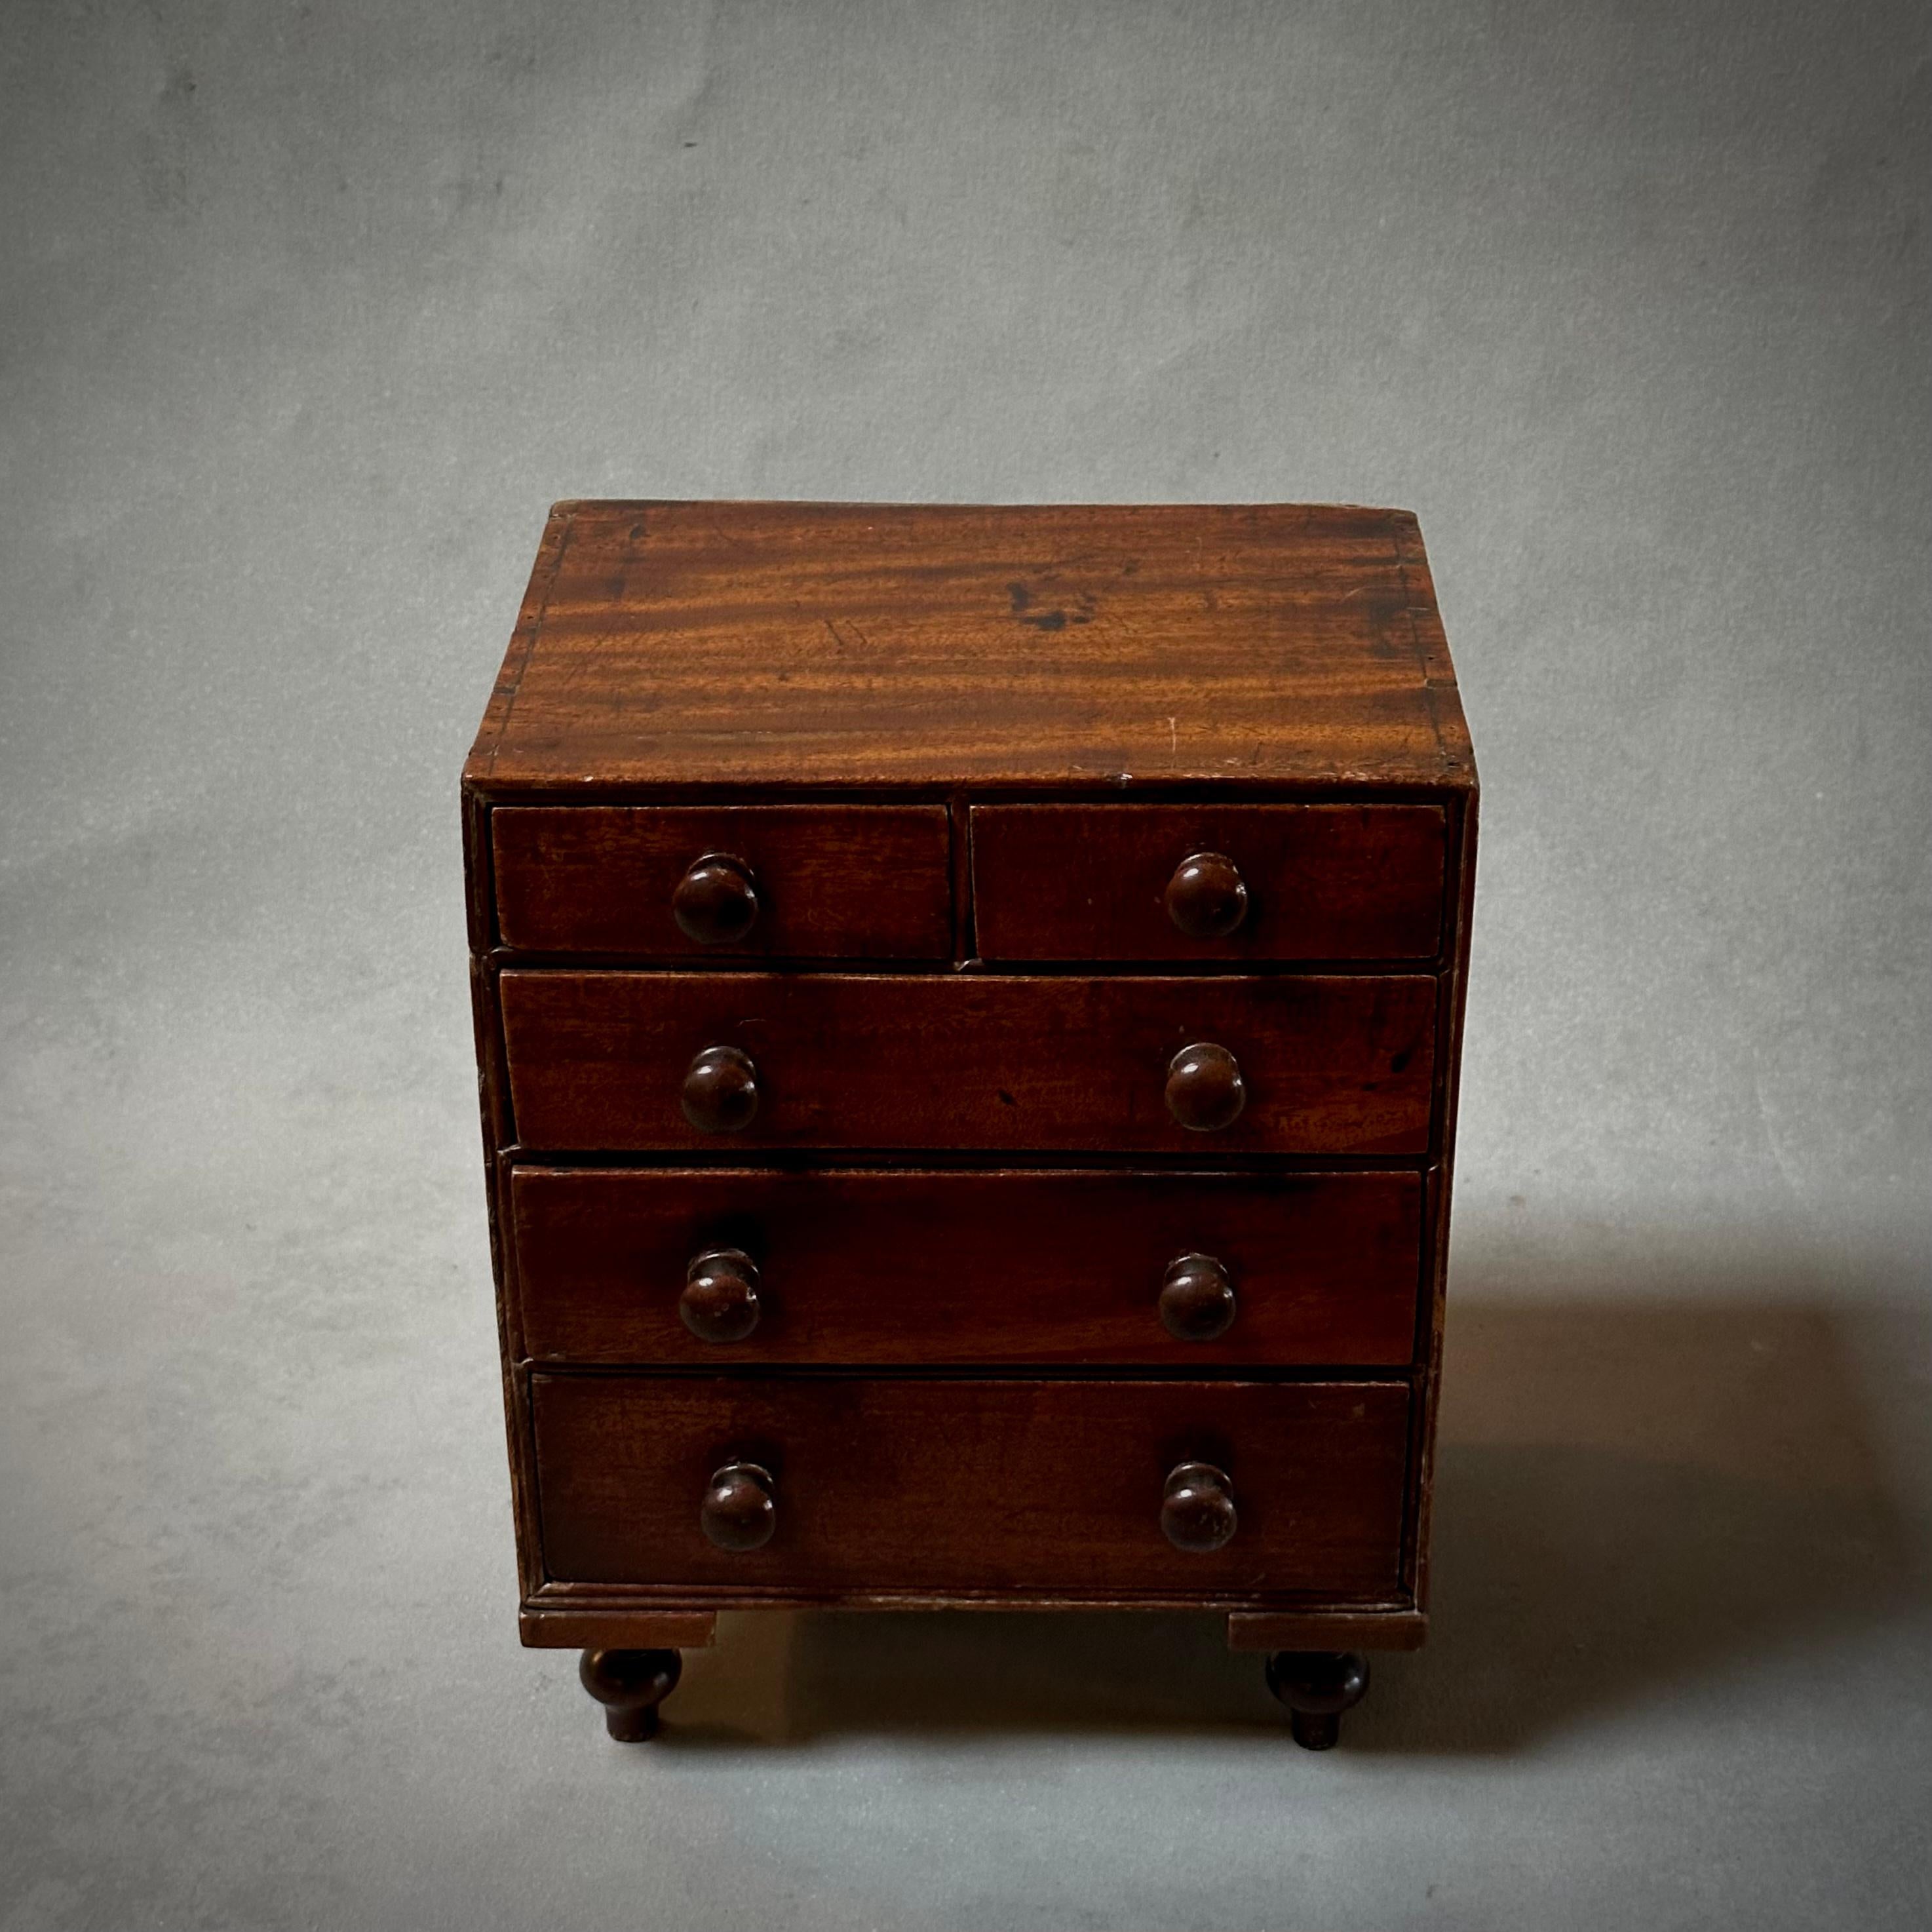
[1008,582,1096,631]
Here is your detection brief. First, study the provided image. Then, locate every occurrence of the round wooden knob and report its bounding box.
[1165,1042,1246,1131]
[1162,1460,1237,1552]
[681,1045,759,1133]
[1159,1253,1237,1341]
[1165,851,1249,938]
[672,853,759,945]
[701,1459,777,1552]
[680,1248,762,1343]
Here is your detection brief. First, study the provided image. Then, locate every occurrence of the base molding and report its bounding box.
[520,1601,1424,1654]
[1226,1610,1427,1653]
[521,1608,718,1651]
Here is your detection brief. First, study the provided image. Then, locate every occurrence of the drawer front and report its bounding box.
[492,805,952,957]
[532,1375,1410,1596]
[512,1168,1423,1366]
[499,971,1436,1154]
[971,805,1445,961]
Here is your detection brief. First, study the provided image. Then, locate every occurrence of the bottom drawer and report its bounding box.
[532,1376,1410,1598]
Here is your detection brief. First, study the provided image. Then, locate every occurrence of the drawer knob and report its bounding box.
[680,1248,762,1343]
[1162,1459,1237,1553]
[682,1045,760,1132]
[701,1459,777,1552]
[1159,1253,1237,1341]
[1165,1041,1246,1131]
[1165,851,1248,938]
[672,853,760,945]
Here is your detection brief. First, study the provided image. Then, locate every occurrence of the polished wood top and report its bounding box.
[465,501,1473,794]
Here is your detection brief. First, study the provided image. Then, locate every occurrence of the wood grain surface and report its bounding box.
[531,1374,1410,1596]
[497,970,1438,1154]
[493,803,953,956]
[509,1167,1425,1366]
[463,502,1475,793]
[971,803,1446,961]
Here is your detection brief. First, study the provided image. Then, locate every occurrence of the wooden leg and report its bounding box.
[1265,1650,1370,1750]
[579,1648,683,1741]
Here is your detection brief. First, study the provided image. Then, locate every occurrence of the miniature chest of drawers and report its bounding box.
[464,500,1477,1749]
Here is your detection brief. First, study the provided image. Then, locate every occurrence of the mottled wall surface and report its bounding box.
[1,5,1927,1929]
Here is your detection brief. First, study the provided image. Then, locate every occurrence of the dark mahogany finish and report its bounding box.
[973,805,1446,963]
[1265,1650,1372,1750]
[1157,1253,1238,1342]
[1161,1461,1238,1553]
[701,1460,777,1552]
[531,1375,1410,1595]
[680,1044,760,1134]
[672,853,759,946]
[501,973,1434,1155]
[679,1248,762,1343]
[579,1646,683,1741]
[464,501,1478,1749]
[493,804,952,957]
[466,503,1473,791]
[510,1167,1424,1367]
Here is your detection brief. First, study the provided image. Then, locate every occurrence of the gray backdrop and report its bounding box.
[3,3,1927,1927]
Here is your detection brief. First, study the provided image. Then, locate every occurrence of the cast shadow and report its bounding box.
[655,1265,1926,1754]
[1361,1286,1925,1754]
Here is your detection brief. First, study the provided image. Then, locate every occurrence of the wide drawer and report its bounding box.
[512,1167,1423,1366]
[498,971,1436,1154]
[492,805,952,957]
[971,804,1445,961]
[532,1375,1410,1596]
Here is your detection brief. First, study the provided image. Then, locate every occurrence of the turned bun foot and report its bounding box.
[579,1648,683,1741]
[1265,1650,1370,1750]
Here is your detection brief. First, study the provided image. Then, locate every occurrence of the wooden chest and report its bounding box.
[463,501,1477,1748]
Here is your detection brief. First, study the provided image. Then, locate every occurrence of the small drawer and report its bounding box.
[531,1374,1410,1597]
[491,804,952,957]
[970,804,1445,961]
[498,971,1437,1155]
[511,1167,1424,1366]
